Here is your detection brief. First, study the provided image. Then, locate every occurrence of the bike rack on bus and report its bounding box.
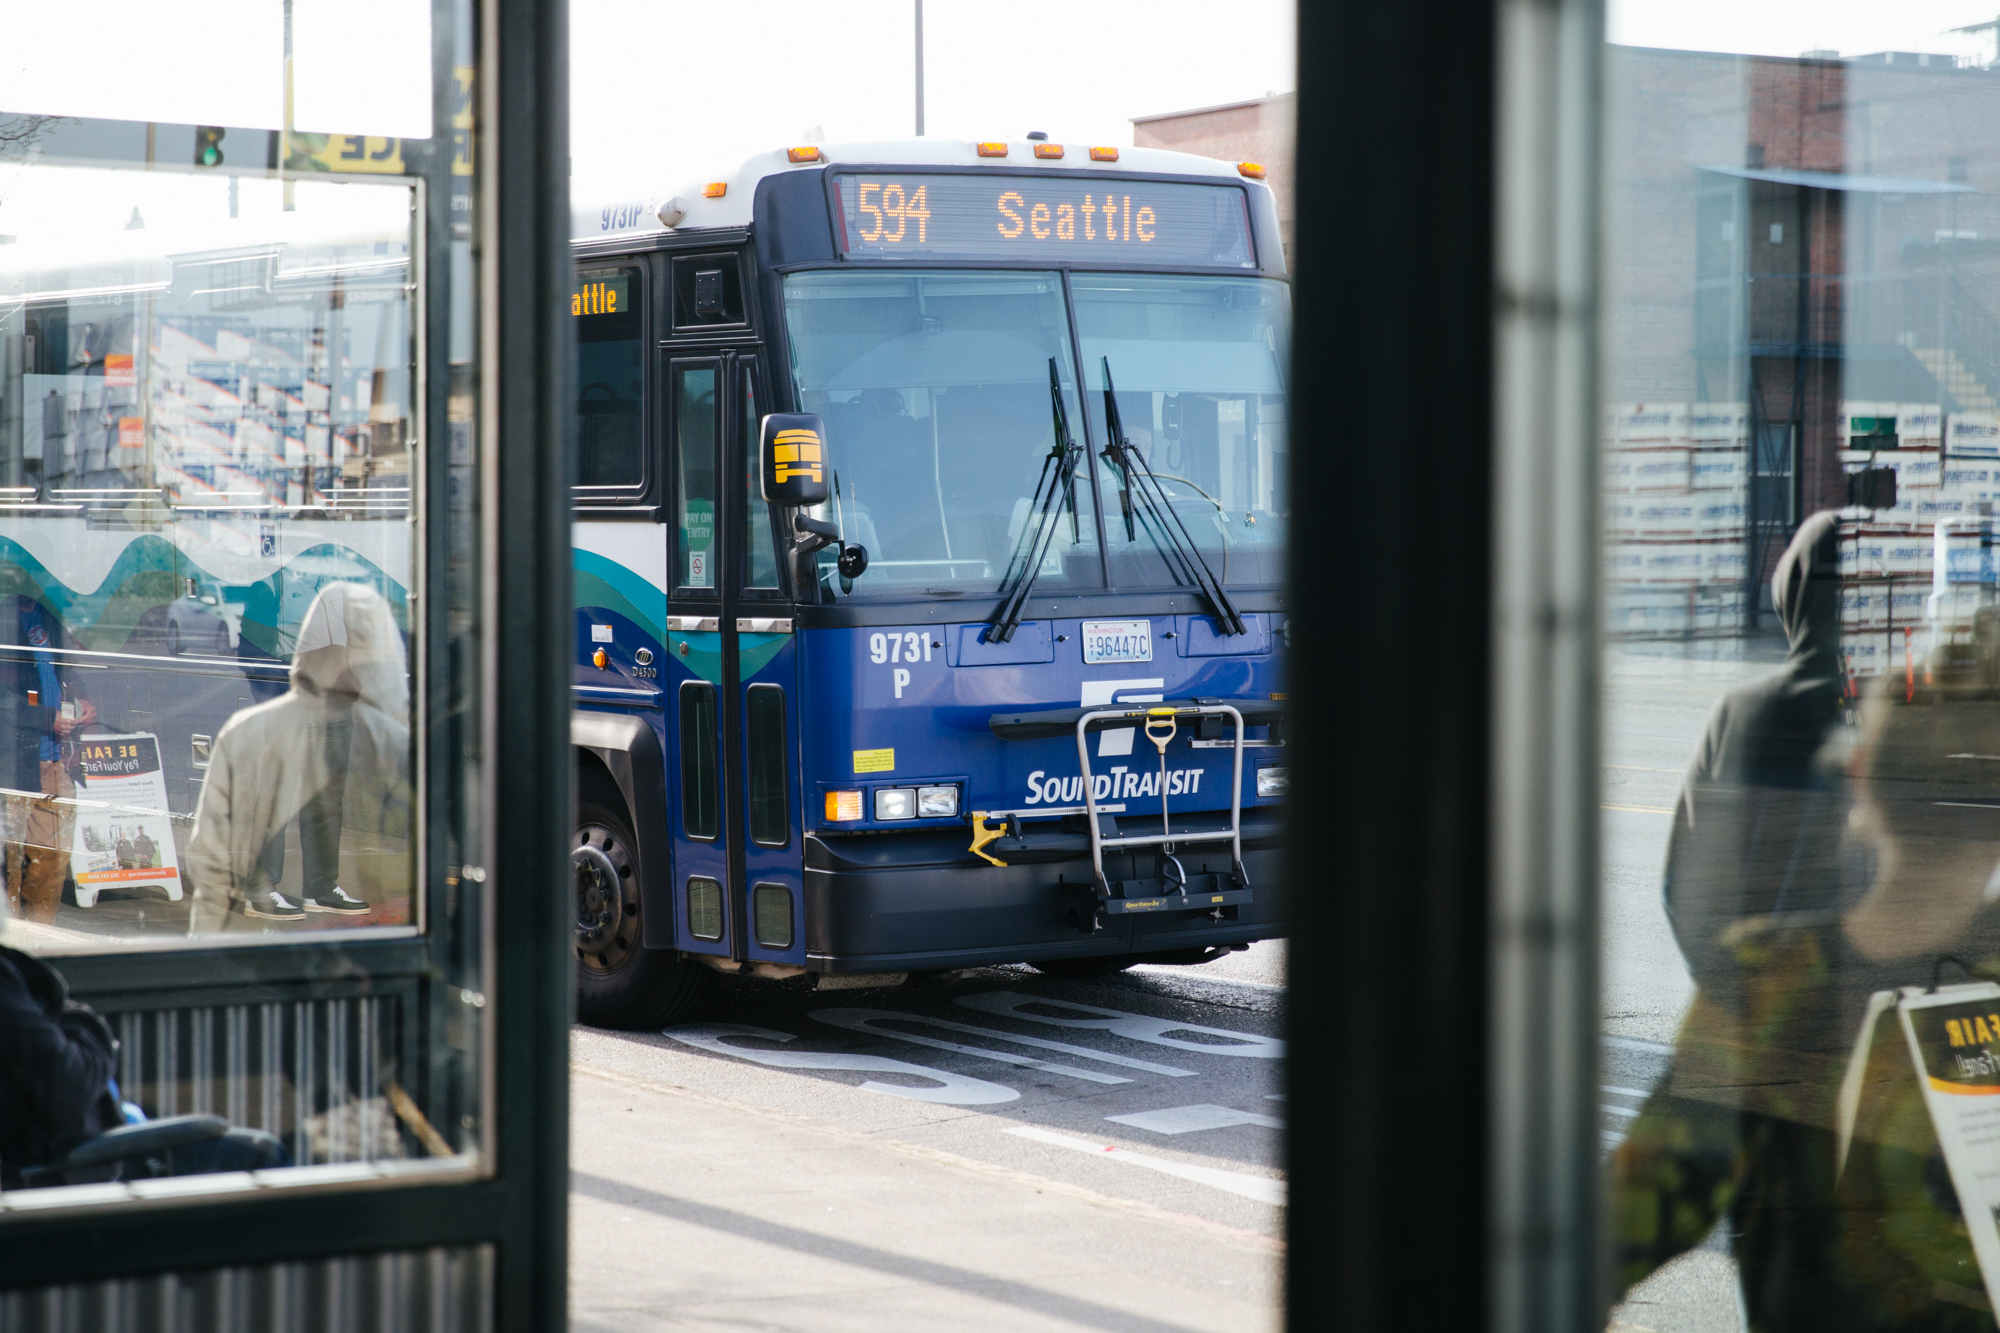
[1072,702,1252,931]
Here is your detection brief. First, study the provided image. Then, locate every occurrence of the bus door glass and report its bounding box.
[665,356,732,956]
[727,353,804,964]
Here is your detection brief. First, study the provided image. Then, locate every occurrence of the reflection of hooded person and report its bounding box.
[1663,510,1851,990]
[1616,685,2000,1331]
[186,584,411,931]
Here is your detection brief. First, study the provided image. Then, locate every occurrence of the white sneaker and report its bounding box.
[245,890,306,920]
[304,886,371,915]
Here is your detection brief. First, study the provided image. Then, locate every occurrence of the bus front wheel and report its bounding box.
[573,794,706,1028]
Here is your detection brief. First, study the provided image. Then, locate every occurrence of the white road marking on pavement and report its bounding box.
[1104,1104,1284,1135]
[1127,967,1283,992]
[1601,1086,1653,1099]
[810,1007,1196,1077]
[809,1009,1133,1084]
[957,992,1284,1058]
[663,1023,1019,1105]
[1005,1126,1286,1206]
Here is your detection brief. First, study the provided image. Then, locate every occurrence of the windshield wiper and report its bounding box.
[988,358,1084,643]
[1099,358,1246,636]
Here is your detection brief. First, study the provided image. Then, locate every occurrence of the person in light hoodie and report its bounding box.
[186,583,411,931]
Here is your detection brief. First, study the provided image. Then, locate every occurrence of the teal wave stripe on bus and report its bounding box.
[0,534,408,656]
[573,547,666,645]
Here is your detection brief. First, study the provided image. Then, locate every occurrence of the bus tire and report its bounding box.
[1028,957,1135,979]
[573,795,707,1029]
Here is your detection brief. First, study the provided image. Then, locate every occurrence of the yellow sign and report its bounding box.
[304,135,408,174]
[852,748,894,774]
[772,428,824,484]
[291,68,473,177]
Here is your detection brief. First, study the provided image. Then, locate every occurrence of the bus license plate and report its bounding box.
[1081,620,1153,664]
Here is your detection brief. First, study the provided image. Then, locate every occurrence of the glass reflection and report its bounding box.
[1604,26,2000,1330]
[0,169,416,947]
[0,1,484,1208]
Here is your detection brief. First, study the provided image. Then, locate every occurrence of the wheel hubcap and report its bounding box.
[573,825,638,974]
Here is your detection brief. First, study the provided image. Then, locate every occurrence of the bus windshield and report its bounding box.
[781,268,1289,600]
[1075,274,1290,588]
[783,269,1097,599]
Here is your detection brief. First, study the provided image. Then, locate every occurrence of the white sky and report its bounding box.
[1608,0,2000,63]
[568,0,1297,203]
[0,0,430,137]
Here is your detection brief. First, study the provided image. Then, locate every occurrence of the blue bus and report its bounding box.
[570,136,1290,1026]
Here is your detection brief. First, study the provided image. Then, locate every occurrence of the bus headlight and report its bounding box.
[875,788,918,820]
[917,785,960,818]
[825,790,863,821]
[1256,767,1288,799]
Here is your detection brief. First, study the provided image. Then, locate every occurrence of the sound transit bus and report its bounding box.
[570,137,1289,1026]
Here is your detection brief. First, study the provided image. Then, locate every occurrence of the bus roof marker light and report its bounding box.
[976,142,1009,158]
[1033,143,1064,160]
[1237,162,1266,180]
[787,146,823,164]
[702,182,727,198]
[1089,147,1119,163]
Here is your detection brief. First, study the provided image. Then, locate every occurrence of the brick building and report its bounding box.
[1132,93,1295,260]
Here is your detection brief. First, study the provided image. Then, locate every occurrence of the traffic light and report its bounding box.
[194,126,225,169]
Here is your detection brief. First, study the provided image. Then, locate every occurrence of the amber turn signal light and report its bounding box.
[826,790,864,821]
[591,647,608,669]
[702,181,727,198]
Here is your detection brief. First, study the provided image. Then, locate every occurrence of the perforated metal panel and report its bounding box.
[0,1245,491,1333]
[105,991,413,1167]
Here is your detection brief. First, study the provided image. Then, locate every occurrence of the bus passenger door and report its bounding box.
[724,352,805,967]
[662,356,734,960]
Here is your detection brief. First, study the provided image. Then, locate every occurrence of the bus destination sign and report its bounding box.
[832,173,1255,268]
[572,271,631,316]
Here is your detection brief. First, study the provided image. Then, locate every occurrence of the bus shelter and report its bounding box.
[0,0,572,1324]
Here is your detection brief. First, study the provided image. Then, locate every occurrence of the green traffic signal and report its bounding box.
[194,127,225,169]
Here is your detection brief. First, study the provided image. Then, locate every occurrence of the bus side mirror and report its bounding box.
[760,413,830,508]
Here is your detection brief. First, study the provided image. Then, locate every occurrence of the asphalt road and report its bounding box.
[571,943,1287,1241]
[1600,634,1789,1333]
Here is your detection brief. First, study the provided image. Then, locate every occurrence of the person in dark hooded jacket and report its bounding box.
[1662,509,1852,992]
[0,944,121,1189]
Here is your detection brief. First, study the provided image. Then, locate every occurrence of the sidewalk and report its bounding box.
[570,1062,1281,1332]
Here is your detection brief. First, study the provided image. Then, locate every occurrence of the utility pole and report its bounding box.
[914,0,925,136]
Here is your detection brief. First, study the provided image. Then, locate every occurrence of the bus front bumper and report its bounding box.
[801,817,1284,974]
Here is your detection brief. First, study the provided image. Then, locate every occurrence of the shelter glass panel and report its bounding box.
[0,1,491,1213]
[1599,16,2000,1330]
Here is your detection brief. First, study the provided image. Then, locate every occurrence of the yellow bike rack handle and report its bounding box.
[967,812,1009,867]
